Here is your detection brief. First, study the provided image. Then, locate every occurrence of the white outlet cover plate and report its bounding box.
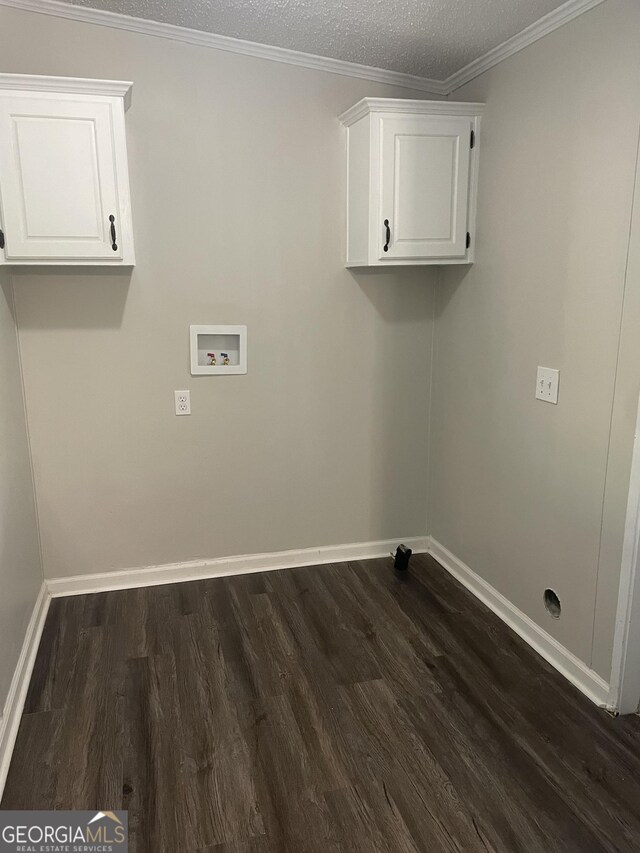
[175,390,191,415]
[536,366,559,404]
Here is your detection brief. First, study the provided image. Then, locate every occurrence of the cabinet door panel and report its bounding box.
[379,115,472,260]
[0,96,121,260]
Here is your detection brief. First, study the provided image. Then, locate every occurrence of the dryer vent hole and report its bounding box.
[544,588,561,618]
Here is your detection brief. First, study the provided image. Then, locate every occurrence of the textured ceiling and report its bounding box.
[63,0,572,80]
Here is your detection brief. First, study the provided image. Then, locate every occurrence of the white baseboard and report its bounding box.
[0,582,51,801]
[2,533,609,805]
[46,536,431,597]
[48,536,612,709]
[427,538,611,708]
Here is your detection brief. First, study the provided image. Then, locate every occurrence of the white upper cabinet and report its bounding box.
[0,75,135,266]
[339,98,483,267]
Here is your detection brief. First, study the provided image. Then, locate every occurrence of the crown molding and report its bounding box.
[0,0,607,97]
[339,97,484,126]
[0,0,446,95]
[0,72,133,108]
[442,0,607,94]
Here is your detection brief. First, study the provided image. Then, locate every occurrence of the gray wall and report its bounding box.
[3,0,639,690]
[430,0,640,679]
[0,4,438,580]
[0,271,42,718]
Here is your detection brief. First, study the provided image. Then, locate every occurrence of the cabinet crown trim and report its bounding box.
[0,74,133,110]
[339,97,484,127]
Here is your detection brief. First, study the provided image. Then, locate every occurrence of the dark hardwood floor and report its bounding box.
[3,554,640,851]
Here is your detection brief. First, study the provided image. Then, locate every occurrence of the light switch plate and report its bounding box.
[536,367,559,404]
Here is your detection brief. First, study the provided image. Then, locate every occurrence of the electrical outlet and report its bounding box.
[536,367,559,404]
[174,390,191,415]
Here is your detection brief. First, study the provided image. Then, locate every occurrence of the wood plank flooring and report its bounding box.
[4,554,640,851]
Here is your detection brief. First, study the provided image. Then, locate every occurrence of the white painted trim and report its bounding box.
[607,127,640,716]
[0,73,132,110]
[0,531,616,799]
[609,395,640,715]
[0,0,445,95]
[0,583,50,801]
[0,0,605,96]
[46,536,431,597]
[428,538,611,708]
[339,98,484,127]
[443,0,607,94]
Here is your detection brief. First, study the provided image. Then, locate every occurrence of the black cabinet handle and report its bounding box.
[109,214,118,251]
[0,229,4,250]
[383,219,390,252]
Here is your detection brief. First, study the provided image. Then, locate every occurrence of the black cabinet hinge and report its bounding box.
[470,129,475,149]
[0,229,4,250]
[466,232,471,249]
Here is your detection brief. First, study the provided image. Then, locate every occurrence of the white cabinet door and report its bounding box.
[0,95,123,261]
[378,115,472,261]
